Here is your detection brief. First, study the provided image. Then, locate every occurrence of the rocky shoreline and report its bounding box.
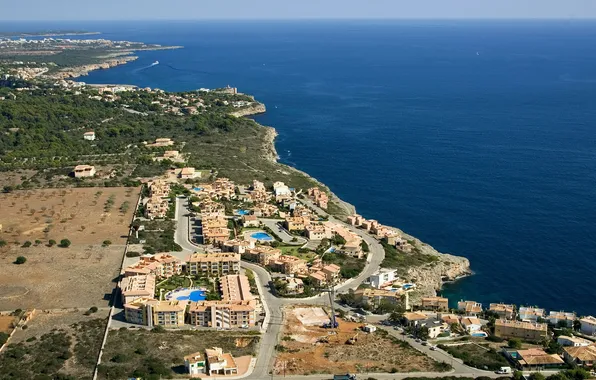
[252,101,471,298]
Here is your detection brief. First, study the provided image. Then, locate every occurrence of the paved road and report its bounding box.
[173,196,500,380]
[261,218,307,245]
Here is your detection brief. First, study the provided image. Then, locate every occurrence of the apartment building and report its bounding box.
[268,255,308,275]
[368,268,398,289]
[120,274,156,304]
[518,307,546,322]
[580,316,596,336]
[148,179,171,198]
[355,288,402,308]
[187,300,256,328]
[421,297,449,312]
[457,300,483,316]
[124,253,182,279]
[124,299,186,328]
[242,245,281,265]
[186,253,240,276]
[144,195,169,219]
[494,319,548,341]
[548,311,576,327]
[489,303,515,319]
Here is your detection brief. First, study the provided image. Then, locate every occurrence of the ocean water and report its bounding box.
[10,20,596,314]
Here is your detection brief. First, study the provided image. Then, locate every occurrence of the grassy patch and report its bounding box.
[381,241,438,273]
[438,343,509,371]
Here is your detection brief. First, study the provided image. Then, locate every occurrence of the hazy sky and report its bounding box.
[3,0,596,21]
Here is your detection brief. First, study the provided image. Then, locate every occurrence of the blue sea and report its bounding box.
[7,20,596,315]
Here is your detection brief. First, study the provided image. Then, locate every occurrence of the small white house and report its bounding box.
[184,352,206,376]
[362,324,377,333]
[557,336,591,347]
[367,268,398,289]
[461,317,482,333]
[580,316,596,336]
[83,131,96,141]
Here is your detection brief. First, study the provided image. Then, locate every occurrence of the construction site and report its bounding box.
[274,305,443,376]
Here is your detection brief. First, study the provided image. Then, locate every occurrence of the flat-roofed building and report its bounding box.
[73,164,96,178]
[180,167,197,179]
[494,319,548,342]
[186,252,240,276]
[205,347,238,376]
[83,131,95,141]
[355,288,403,308]
[558,336,592,347]
[489,303,515,319]
[548,311,576,327]
[120,274,156,304]
[519,306,546,322]
[457,300,483,316]
[184,351,206,376]
[187,300,256,328]
[580,316,596,336]
[124,298,186,328]
[367,268,398,289]
[421,297,449,312]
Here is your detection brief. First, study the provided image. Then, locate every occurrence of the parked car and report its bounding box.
[430,345,437,351]
[421,341,428,346]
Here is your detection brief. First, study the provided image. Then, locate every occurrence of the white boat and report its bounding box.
[153,60,159,65]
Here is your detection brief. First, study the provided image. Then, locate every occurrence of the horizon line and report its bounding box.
[2,17,596,22]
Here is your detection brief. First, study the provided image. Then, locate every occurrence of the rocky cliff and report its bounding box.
[230,103,266,118]
[50,55,139,79]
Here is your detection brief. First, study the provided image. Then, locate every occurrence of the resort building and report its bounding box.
[144,195,169,219]
[457,300,483,316]
[489,303,515,319]
[149,179,171,198]
[367,268,398,289]
[494,319,548,341]
[120,274,156,304]
[307,187,329,209]
[268,255,308,275]
[518,306,546,322]
[421,297,449,312]
[241,215,259,228]
[548,311,576,327]
[460,317,482,333]
[580,316,596,336]
[205,347,238,376]
[563,344,596,367]
[180,167,197,179]
[284,216,309,231]
[186,252,241,276]
[124,253,182,279]
[73,164,96,178]
[220,275,253,302]
[322,264,341,283]
[506,348,565,371]
[557,336,592,347]
[187,300,256,328]
[355,288,403,308]
[184,352,206,376]
[242,245,281,265]
[222,239,256,255]
[83,131,96,141]
[347,214,364,226]
[124,299,186,328]
[308,271,327,287]
[305,223,330,240]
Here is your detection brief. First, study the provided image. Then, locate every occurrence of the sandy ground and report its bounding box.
[0,315,17,333]
[0,245,124,310]
[0,187,139,245]
[293,307,331,326]
[275,307,439,375]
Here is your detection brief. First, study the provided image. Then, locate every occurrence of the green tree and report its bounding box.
[14,256,27,265]
[530,372,546,380]
[21,241,32,248]
[508,338,522,349]
[59,239,71,248]
[0,240,7,247]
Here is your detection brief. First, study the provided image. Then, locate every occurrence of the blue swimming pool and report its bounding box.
[166,288,207,302]
[193,187,203,192]
[236,209,250,215]
[403,283,415,290]
[471,332,488,337]
[251,232,274,241]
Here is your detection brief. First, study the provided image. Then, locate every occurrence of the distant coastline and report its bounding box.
[0,31,101,38]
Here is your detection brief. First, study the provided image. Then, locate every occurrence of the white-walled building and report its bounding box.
[367,268,398,289]
[580,316,596,336]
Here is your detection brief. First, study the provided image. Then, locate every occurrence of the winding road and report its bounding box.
[174,196,502,380]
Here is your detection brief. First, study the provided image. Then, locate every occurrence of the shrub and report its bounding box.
[59,239,71,248]
[48,239,57,247]
[151,325,165,333]
[21,241,32,248]
[14,256,27,265]
[102,240,112,247]
[0,332,9,345]
[126,251,141,258]
[0,240,6,247]
[508,338,522,349]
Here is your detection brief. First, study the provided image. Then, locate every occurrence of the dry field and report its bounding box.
[0,314,17,333]
[0,187,139,245]
[0,187,139,310]
[274,306,441,376]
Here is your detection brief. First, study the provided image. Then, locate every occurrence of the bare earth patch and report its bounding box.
[0,187,139,310]
[274,306,441,376]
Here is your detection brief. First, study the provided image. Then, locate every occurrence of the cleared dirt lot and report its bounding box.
[0,187,139,245]
[274,306,443,376]
[0,187,139,310]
